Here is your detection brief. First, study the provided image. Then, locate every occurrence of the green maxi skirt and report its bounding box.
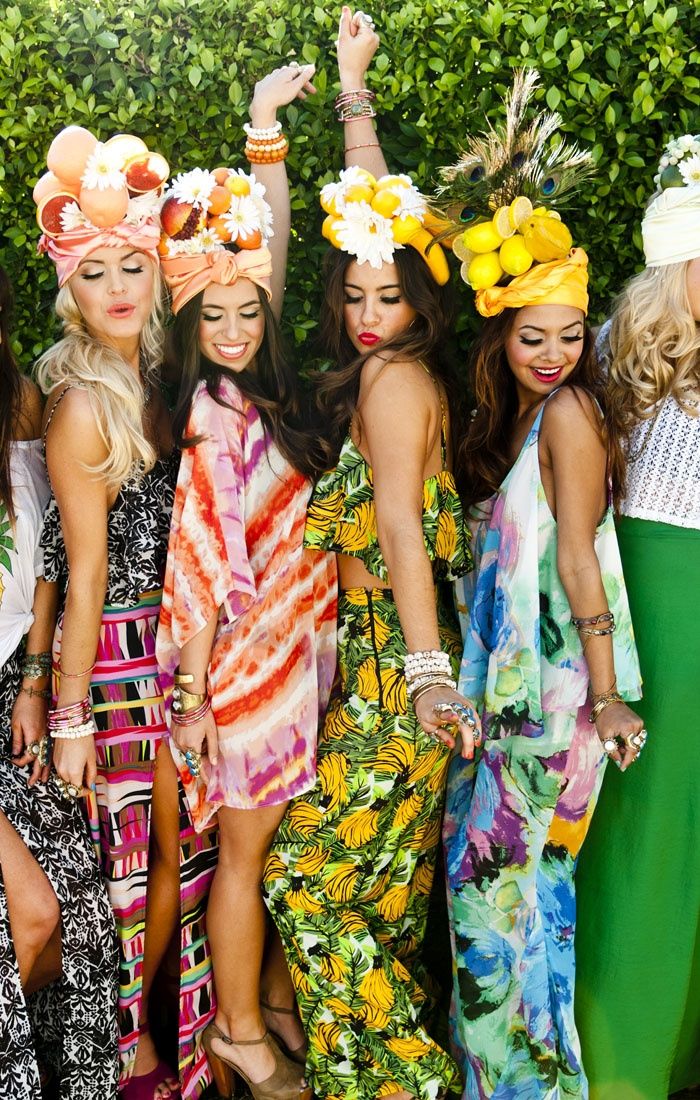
[575,517,700,1099]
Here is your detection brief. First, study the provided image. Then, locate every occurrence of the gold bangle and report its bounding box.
[172,683,208,715]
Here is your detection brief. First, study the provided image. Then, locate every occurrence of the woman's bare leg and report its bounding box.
[260,927,306,1055]
[208,801,289,1084]
[131,743,181,1094]
[0,810,61,989]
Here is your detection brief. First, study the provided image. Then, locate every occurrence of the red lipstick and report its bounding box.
[107,303,136,318]
[358,332,380,346]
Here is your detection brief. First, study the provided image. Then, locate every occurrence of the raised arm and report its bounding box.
[359,359,480,755]
[545,387,644,769]
[45,388,111,793]
[336,6,389,178]
[248,63,317,318]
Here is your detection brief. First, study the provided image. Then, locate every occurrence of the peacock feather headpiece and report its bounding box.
[432,69,594,312]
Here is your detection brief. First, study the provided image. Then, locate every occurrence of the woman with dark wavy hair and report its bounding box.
[437,81,644,1096]
[0,263,118,1097]
[262,13,478,1100]
[155,66,338,1100]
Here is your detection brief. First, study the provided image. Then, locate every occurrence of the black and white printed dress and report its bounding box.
[0,439,118,1098]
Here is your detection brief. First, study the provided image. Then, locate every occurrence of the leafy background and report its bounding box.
[0,0,698,368]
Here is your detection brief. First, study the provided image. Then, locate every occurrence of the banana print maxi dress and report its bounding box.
[443,400,642,1099]
[264,421,473,1100]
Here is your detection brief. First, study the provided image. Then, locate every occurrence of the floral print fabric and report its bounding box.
[444,398,642,1098]
[304,434,473,584]
[264,587,462,1100]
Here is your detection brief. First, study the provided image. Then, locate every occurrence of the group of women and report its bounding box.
[0,9,698,1100]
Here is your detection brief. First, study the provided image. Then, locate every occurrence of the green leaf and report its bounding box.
[568,44,584,71]
[200,47,215,72]
[95,31,119,49]
[546,85,561,109]
[188,65,202,89]
[553,28,568,50]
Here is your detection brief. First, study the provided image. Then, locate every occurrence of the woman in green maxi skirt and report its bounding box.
[575,143,700,1100]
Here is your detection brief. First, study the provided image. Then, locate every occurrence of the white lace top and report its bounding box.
[598,321,700,531]
[0,440,50,668]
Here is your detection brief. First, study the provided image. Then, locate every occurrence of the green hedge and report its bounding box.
[0,0,698,367]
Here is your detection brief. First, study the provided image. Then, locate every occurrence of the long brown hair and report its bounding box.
[0,267,22,522]
[456,309,626,509]
[171,282,322,478]
[313,247,457,469]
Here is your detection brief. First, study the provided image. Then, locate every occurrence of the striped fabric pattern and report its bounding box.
[53,592,218,1097]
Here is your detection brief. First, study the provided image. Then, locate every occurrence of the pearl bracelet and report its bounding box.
[243,121,282,140]
[51,719,97,740]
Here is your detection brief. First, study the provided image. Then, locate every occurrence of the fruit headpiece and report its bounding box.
[33,126,168,286]
[158,166,273,314]
[320,167,450,285]
[433,70,593,317]
[642,135,700,268]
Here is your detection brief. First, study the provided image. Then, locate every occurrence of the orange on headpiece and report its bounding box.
[475,247,589,318]
[158,166,274,313]
[33,125,169,285]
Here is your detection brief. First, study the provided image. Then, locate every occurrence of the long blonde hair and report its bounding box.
[607,261,700,427]
[35,261,165,492]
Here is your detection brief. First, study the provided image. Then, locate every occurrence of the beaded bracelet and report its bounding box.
[404,649,452,676]
[21,651,52,679]
[243,121,282,140]
[245,136,290,165]
[51,719,97,741]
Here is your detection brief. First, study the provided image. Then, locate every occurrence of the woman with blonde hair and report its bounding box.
[0,262,118,1096]
[33,128,217,1099]
[576,137,700,1100]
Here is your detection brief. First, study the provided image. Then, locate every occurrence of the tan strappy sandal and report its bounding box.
[202,1022,308,1100]
[260,1000,308,1067]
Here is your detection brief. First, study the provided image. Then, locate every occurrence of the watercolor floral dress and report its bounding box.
[443,400,641,1099]
[264,400,473,1100]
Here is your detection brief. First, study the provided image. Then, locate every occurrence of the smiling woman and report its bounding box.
[155,63,338,1100]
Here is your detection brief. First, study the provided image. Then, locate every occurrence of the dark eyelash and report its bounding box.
[381,296,401,304]
[81,272,102,280]
[241,311,260,319]
[562,335,583,343]
[344,295,362,304]
[125,266,143,274]
[520,337,542,346]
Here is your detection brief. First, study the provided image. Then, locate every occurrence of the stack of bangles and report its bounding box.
[171,672,211,778]
[587,683,648,760]
[334,88,376,122]
[404,649,456,704]
[571,609,615,652]
[48,697,96,740]
[243,121,289,165]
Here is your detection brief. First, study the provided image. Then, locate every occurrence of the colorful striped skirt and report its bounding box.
[264,586,461,1100]
[53,591,219,1097]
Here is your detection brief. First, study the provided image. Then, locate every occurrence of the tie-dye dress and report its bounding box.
[156,376,337,826]
[443,399,642,1099]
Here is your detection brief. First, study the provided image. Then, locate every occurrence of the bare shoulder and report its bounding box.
[542,385,602,440]
[44,386,108,465]
[14,377,43,440]
[358,355,434,411]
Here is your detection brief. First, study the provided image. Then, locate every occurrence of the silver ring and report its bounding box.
[355,10,375,27]
[289,59,301,70]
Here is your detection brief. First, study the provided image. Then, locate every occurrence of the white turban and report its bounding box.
[642,186,700,267]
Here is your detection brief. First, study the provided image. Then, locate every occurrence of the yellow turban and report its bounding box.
[475,247,589,318]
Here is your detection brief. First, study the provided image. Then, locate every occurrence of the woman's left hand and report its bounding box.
[10,690,51,786]
[595,701,646,772]
[414,685,482,758]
